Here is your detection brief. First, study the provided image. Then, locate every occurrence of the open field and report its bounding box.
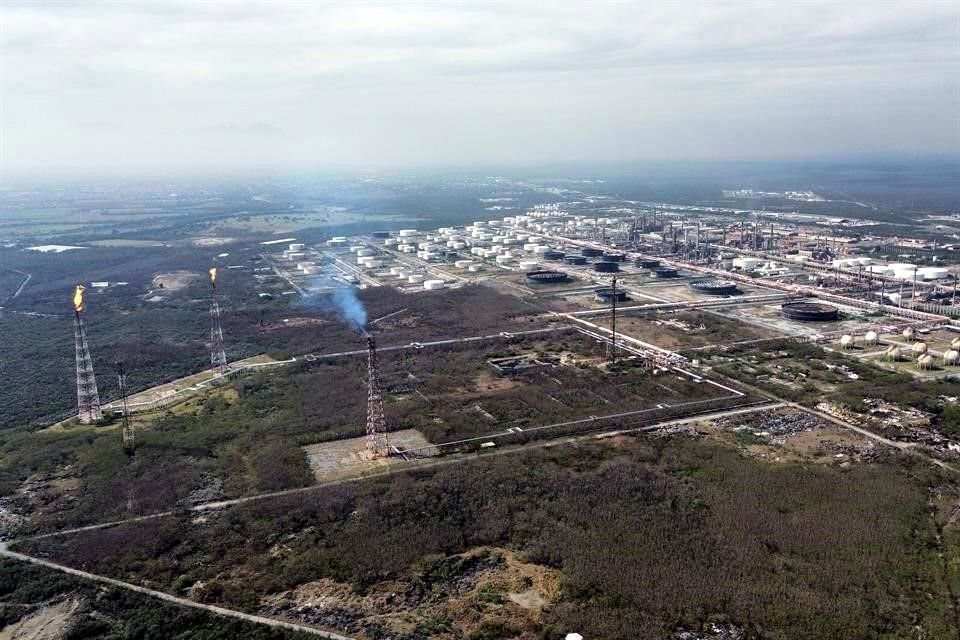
[595,309,782,350]
[13,434,959,640]
[303,430,436,482]
[0,321,750,539]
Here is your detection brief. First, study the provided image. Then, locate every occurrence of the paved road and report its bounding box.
[0,543,354,639]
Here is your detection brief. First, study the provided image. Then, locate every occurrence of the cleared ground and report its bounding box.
[303,429,436,482]
[595,309,781,349]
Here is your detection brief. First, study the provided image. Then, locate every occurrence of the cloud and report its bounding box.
[0,1,957,173]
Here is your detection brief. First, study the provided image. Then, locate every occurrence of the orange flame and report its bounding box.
[209,267,217,283]
[72,285,85,312]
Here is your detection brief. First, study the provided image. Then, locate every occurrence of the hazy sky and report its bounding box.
[1,1,958,174]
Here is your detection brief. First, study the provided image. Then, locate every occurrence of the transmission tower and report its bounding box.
[73,285,102,424]
[209,268,227,373]
[365,336,389,458]
[115,359,134,454]
[608,277,619,363]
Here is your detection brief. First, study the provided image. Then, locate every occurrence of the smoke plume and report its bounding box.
[331,284,367,330]
[299,263,368,332]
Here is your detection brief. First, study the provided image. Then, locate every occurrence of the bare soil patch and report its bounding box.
[151,270,202,291]
[302,429,435,482]
[0,598,80,640]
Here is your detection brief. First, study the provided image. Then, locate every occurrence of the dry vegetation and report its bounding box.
[14,436,958,640]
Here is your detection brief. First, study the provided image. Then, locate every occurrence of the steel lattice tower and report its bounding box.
[365,336,389,458]
[209,272,227,374]
[115,360,134,454]
[74,304,102,424]
[607,276,619,363]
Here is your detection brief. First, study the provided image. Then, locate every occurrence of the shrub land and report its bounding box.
[16,436,959,640]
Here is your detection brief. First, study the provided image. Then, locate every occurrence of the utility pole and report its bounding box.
[115,360,134,454]
[609,276,618,364]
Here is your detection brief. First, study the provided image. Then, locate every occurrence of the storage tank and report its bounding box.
[839,335,854,349]
[912,342,928,357]
[951,338,960,351]
[423,279,445,290]
[917,354,935,370]
[288,243,305,252]
[593,261,620,273]
[651,266,680,278]
[902,327,915,340]
[863,331,879,345]
[519,260,539,270]
[408,274,425,284]
[468,264,483,272]
[944,350,959,365]
[885,345,901,361]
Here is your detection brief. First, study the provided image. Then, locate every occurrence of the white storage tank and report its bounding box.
[863,331,879,345]
[912,342,928,357]
[519,260,539,270]
[289,243,305,252]
[408,274,425,284]
[454,260,473,268]
[468,264,483,272]
[944,350,959,365]
[839,335,854,349]
[398,229,419,238]
[423,279,445,290]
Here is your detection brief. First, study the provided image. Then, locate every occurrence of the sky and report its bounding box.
[1,1,958,175]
